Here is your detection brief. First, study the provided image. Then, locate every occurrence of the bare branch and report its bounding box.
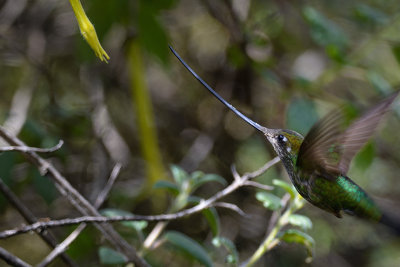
[243,181,274,191]
[0,140,64,153]
[0,157,280,239]
[0,247,31,267]
[245,157,280,179]
[37,224,86,267]
[213,202,248,217]
[231,165,241,181]
[266,193,291,234]
[0,179,77,266]
[0,126,148,267]
[37,164,122,267]
[95,163,122,208]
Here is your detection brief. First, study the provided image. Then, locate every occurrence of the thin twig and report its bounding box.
[0,140,64,153]
[0,247,31,267]
[143,158,279,251]
[266,193,291,234]
[244,194,305,267]
[0,157,280,239]
[243,181,274,191]
[0,179,77,266]
[36,224,87,267]
[245,157,281,179]
[95,163,122,207]
[37,164,122,267]
[0,126,148,267]
[213,202,248,217]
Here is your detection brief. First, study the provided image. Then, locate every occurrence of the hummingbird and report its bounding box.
[169,46,400,231]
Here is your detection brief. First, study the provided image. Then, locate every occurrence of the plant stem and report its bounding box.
[244,195,302,267]
[128,39,166,201]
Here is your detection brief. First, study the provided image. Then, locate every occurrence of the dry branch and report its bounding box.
[0,126,148,267]
[0,179,76,266]
[0,157,280,239]
[37,164,122,267]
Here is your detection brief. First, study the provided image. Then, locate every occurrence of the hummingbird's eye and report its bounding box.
[277,134,287,143]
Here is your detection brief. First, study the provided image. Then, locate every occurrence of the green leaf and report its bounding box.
[212,237,239,264]
[392,45,400,67]
[32,168,57,204]
[272,179,296,199]
[187,195,202,204]
[191,174,227,191]
[98,246,127,265]
[255,192,281,210]
[303,6,348,59]
[101,209,147,231]
[170,165,188,185]
[278,229,315,263]
[190,171,205,180]
[101,208,133,219]
[353,4,388,26]
[367,71,393,95]
[202,208,220,237]
[288,214,313,230]
[286,98,319,135]
[154,180,180,195]
[137,2,170,64]
[130,220,148,232]
[164,231,212,267]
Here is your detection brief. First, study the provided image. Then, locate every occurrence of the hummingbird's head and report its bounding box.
[264,129,304,166]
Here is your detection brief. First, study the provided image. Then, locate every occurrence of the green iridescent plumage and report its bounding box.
[170,46,399,231]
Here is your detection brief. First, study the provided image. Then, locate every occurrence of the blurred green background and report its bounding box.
[1,0,400,266]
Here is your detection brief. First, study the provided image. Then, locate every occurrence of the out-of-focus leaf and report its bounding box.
[187,195,202,204]
[235,137,277,185]
[278,229,315,263]
[98,246,127,265]
[392,45,400,67]
[367,71,393,95]
[130,221,148,232]
[32,168,57,204]
[212,237,239,264]
[191,174,227,191]
[101,208,132,217]
[0,152,16,186]
[137,2,170,64]
[354,142,375,171]
[256,192,281,210]
[67,227,97,259]
[170,165,188,185]
[154,180,180,195]
[228,45,247,68]
[288,214,313,230]
[303,6,347,60]
[101,209,147,231]
[273,179,296,199]
[191,171,204,180]
[164,231,212,267]
[286,98,319,135]
[202,208,220,237]
[353,4,388,26]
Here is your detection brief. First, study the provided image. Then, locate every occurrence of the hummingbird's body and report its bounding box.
[169,46,399,230]
[265,129,382,221]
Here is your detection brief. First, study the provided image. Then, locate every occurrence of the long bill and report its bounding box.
[169,45,267,133]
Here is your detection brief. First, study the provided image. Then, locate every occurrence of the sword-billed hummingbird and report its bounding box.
[169,46,400,231]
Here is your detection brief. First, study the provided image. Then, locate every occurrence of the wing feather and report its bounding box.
[297,92,399,177]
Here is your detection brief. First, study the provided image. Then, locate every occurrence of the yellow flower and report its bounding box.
[69,0,110,62]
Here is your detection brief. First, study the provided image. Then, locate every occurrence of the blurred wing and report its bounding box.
[297,92,398,176]
[337,92,399,173]
[296,108,344,174]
